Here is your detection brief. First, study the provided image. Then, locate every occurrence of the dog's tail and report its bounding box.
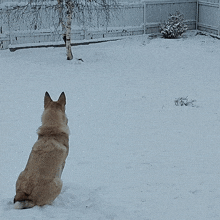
[14,200,35,209]
[14,192,35,209]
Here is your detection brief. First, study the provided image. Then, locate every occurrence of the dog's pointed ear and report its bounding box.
[44,92,52,108]
[58,92,66,106]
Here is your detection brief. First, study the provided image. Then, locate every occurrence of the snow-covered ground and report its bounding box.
[1,31,220,220]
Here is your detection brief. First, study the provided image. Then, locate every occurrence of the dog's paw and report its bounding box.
[14,201,35,209]
[14,201,23,209]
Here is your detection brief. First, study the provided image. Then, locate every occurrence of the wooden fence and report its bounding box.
[197,0,220,35]
[0,0,219,50]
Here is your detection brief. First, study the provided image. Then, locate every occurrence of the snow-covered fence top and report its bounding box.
[0,0,218,50]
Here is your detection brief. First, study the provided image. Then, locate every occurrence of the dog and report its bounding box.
[14,92,69,209]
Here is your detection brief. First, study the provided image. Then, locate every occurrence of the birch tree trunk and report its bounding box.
[56,0,115,60]
[65,0,73,60]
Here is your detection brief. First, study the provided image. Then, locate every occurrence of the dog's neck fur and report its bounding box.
[37,125,69,149]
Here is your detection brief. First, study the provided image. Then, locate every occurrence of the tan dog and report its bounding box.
[14,92,69,209]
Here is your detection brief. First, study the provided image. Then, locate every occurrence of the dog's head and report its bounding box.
[42,92,68,126]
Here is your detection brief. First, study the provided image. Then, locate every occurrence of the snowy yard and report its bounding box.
[1,31,220,220]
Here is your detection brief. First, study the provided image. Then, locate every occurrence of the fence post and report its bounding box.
[7,9,12,46]
[143,2,146,34]
[83,7,87,40]
[219,0,220,35]
[196,0,199,30]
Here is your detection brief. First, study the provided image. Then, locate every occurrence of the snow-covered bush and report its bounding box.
[160,11,188,39]
[174,97,197,107]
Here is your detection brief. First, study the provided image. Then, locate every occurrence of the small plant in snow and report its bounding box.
[174,97,197,107]
[160,11,188,39]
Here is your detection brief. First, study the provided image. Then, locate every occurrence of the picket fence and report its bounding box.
[0,0,219,50]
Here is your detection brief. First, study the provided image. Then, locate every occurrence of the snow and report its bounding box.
[1,31,220,219]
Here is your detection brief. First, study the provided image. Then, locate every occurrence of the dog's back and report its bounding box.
[14,92,69,209]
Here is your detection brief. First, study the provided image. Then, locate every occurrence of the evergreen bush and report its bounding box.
[160,11,188,39]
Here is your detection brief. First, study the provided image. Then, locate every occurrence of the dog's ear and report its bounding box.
[58,92,66,106]
[44,92,53,108]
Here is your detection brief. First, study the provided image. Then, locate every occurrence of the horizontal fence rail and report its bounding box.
[0,0,219,50]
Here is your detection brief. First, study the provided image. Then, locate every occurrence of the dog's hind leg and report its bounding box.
[29,177,63,206]
[56,161,65,178]
[14,191,29,203]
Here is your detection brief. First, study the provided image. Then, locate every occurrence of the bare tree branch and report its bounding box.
[6,0,118,60]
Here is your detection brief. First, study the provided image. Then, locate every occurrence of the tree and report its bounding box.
[56,0,118,60]
[6,0,117,60]
[160,11,188,39]
[64,0,73,60]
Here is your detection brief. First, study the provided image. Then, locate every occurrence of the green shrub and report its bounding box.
[160,11,188,39]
